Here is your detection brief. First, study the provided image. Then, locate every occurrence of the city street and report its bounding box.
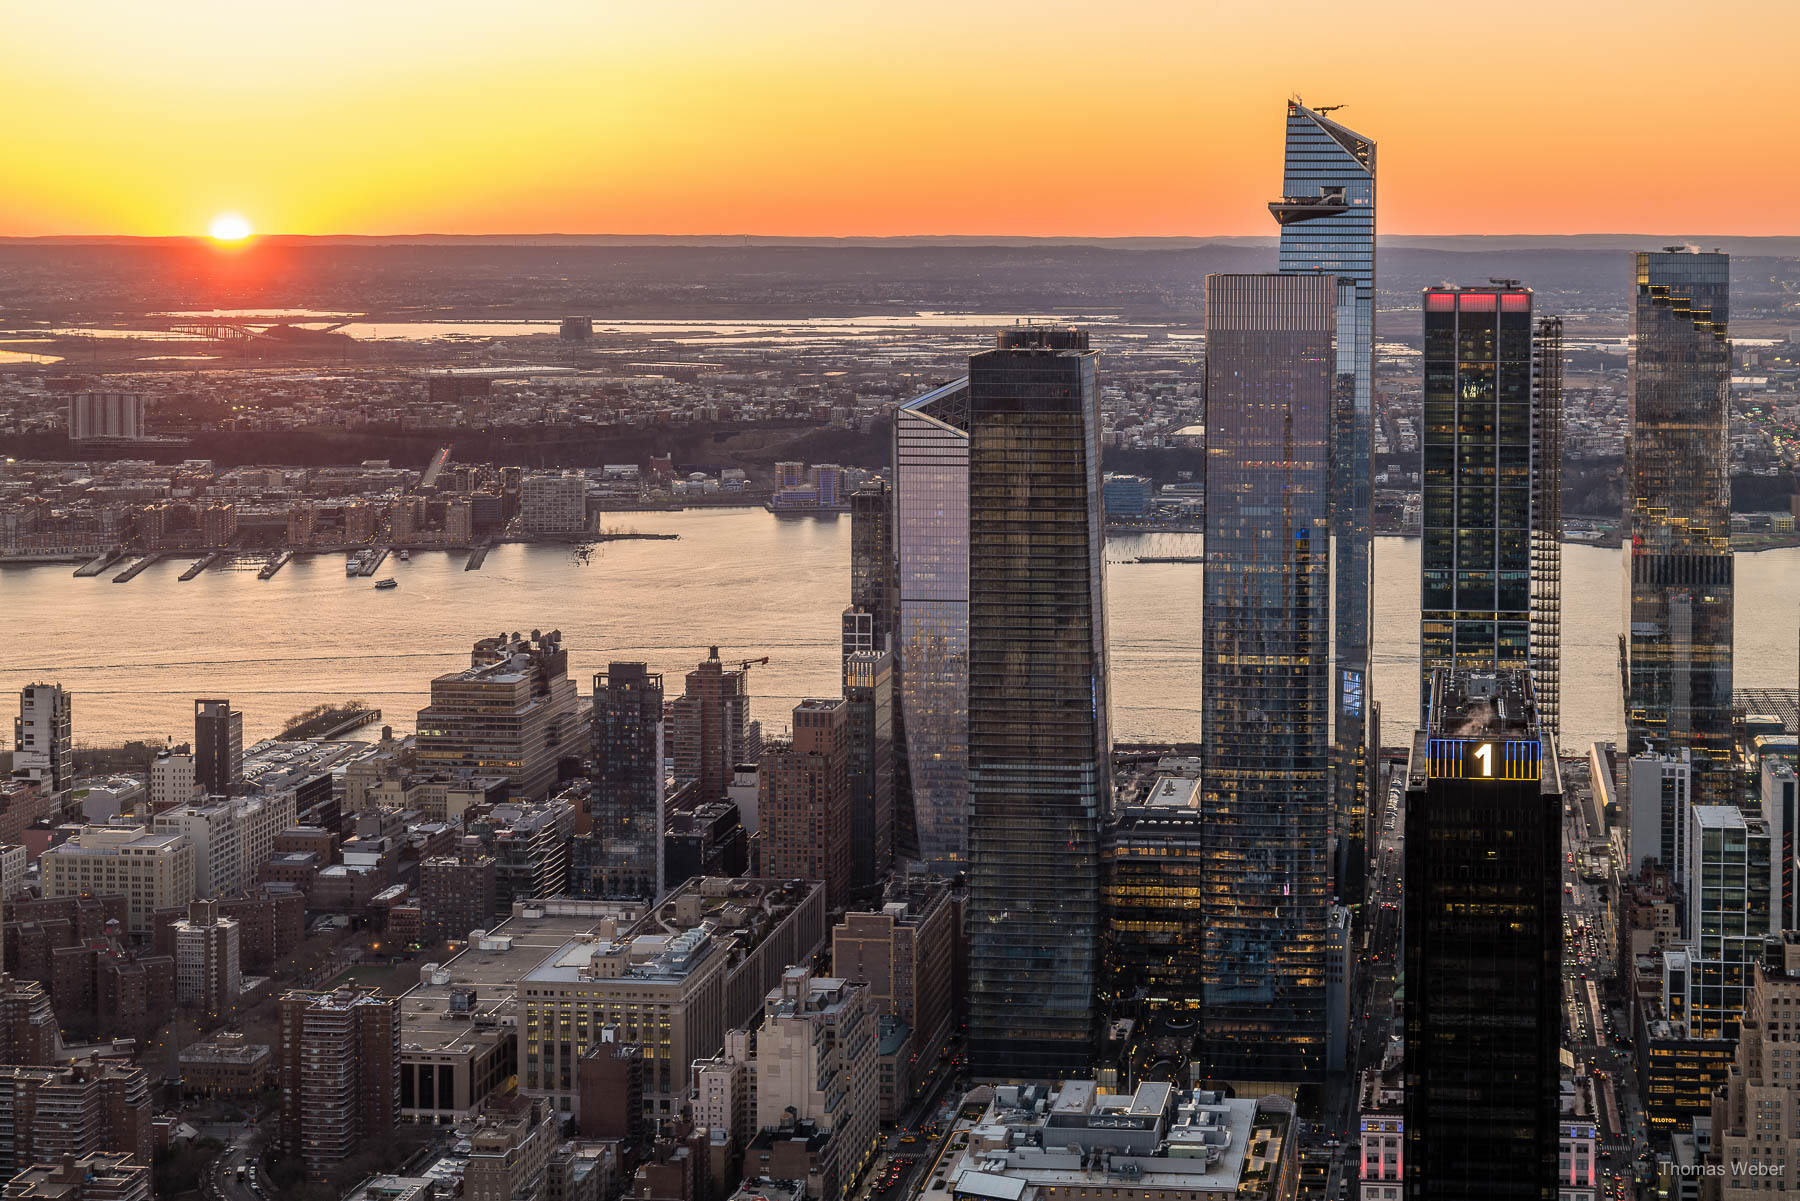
[1561,774,1651,1193]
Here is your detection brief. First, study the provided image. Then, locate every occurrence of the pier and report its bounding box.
[74,549,125,577]
[277,704,382,741]
[359,547,390,577]
[258,551,292,580]
[465,543,492,571]
[111,553,163,583]
[178,552,221,581]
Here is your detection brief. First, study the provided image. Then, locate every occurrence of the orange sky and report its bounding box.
[2,0,1796,238]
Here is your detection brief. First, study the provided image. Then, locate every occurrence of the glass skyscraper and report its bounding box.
[586,662,666,901]
[893,377,969,872]
[964,327,1111,1080]
[1419,285,1535,713]
[1404,670,1561,1200]
[1624,250,1733,804]
[1270,99,1376,901]
[1198,274,1337,1082]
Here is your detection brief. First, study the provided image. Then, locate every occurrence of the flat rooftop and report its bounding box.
[399,901,640,1057]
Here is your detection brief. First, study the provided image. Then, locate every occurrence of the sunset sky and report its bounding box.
[4,0,1796,238]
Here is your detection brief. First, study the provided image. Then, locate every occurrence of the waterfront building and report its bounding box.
[520,471,589,534]
[415,631,580,801]
[751,969,880,1201]
[964,327,1110,1080]
[194,698,243,797]
[843,650,894,895]
[1198,273,1337,1083]
[1102,473,1152,517]
[11,684,72,795]
[1403,670,1560,1199]
[760,699,852,911]
[278,986,400,1178]
[588,663,666,902]
[670,648,762,805]
[1271,99,1377,902]
[892,377,970,872]
[1624,249,1734,804]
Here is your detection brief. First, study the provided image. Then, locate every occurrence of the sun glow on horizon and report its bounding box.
[208,213,252,242]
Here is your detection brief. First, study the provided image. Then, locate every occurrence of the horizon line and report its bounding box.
[0,231,1792,245]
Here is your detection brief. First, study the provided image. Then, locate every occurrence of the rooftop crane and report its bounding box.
[708,645,770,672]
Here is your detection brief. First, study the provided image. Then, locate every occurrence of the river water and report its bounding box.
[2,510,1796,755]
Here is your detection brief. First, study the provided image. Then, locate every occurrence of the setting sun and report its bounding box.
[208,212,252,241]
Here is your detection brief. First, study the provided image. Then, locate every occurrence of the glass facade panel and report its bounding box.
[1272,100,1377,904]
[1623,251,1734,803]
[1198,273,1336,1081]
[1418,288,1535,714]
[893,379,970,872]
[963,330,1111,1080]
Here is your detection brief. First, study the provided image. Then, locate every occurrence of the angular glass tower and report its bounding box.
[893,377,970,872]
[1624,250,1733,804]
[964,328,1111,1080]
[1199,274,1338,1082]
[1419,286,1535,713]
[1270,99,1376,902]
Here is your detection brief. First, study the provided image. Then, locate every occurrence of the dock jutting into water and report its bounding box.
[178,552,221,581]
[74,549,125,577]
[258,551,292,580]
[111,553,162,582]
[465,543,491,571]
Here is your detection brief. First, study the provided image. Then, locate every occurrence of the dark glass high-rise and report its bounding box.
[1198,274,1337,1082]
[1623,250,1733,804]
[964,327,1110,1080]
[1404,669,1561,1200]
[586,662,665,901]
[1418,286,1535,712]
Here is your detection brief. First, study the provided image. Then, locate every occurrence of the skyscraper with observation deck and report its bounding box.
[1269,99,1377,913]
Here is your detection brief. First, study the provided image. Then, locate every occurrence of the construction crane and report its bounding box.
[709,646,770,673]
